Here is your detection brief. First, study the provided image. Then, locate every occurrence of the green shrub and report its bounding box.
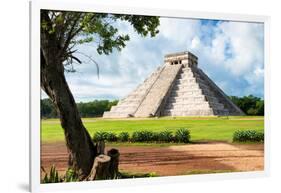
[42,165,60,183]
[92,129,192,143]
[174,128,190,143]
[41,166,78,183]
[118,132,130,142]
[255,132,265,142]
[93,131,118,142]
[131,130,156,142]
[64,168,79,182]
[93,131,108,142]
[106,132,118,142]
[152,132,160,141]
[157,130,173,142]
[233,130,264,142]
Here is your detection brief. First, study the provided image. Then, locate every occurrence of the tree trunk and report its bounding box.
[40,30,97,179]
[107,149,120,179]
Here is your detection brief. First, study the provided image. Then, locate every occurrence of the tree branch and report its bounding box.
[76,51,100,79]
[60,13,83,56]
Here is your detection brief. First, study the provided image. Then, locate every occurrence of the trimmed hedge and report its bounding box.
[92,128,191,143]
[118,132,129,142]
[157,130,174,142]
[106,132,118,142]
[92,131,118,142]
[233,130,264,142]
[174,128,190,143]
[131,130,156,142]
[92,131,108,142]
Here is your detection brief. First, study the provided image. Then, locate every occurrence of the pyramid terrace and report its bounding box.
[103,51,244,118]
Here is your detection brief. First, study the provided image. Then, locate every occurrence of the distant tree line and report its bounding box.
[41,99,118,118]
[41,95,264,118]
[229,95,264,115]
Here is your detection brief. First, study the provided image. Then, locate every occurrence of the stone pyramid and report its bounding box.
[103,51,244,118]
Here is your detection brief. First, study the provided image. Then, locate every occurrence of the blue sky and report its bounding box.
[42,16,264,102]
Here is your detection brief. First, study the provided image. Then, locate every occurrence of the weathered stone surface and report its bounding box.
[134,63,183,117]
[103,51,244,118]
[103,66,164,118]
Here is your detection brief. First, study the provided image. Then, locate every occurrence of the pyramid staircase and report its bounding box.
[162,65,229,116]
[103,51,244,118]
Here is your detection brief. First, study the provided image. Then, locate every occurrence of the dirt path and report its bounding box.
[41,142,264,177]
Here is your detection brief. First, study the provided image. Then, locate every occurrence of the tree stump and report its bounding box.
[107,148,120,179]
[85,147,120,180]
[94,155,111,180]
[86,154,111,180]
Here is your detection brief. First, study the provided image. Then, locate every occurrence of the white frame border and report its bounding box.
[30,0,270,192]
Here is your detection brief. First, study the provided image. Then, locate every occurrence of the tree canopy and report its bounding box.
[41,10,160,72]
[229,95,264,115]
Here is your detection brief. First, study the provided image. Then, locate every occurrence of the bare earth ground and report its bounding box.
[41,142,264,177]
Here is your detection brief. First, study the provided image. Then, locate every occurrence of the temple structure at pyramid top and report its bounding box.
[103,51,244,118]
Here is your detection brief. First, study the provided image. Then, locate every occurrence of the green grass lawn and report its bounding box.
[41,116,264,143]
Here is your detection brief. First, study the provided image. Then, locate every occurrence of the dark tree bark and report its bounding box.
[107,149,120,179]
[40,15,97,179]
[96,141,105,155]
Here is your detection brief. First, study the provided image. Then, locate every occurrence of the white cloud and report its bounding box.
[159,17,201,50]
[219,22,264,76]
[187,21,264,97]
[245,67,264,85]
[191,36,200,49]
[42,17,264,102]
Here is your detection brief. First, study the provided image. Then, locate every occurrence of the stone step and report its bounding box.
[163,109,214,116]
[201,89,217,98]
[205,95,220,103]
[174,78,197,84]
[175,76,206,85]
[103,111,131,118]
[197,82,212,91]
[170,89,203,97]
[203,93,224,104]
[109,105,136,112]
[213,109,230,116]
[113,108,137,113]
[165,101,210,109]
[208,102,225,110]
[178,72,200,79]
[173,81,210,91]
[165,100,226,111]
[166,95,207,103]
[173,84,202,91]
